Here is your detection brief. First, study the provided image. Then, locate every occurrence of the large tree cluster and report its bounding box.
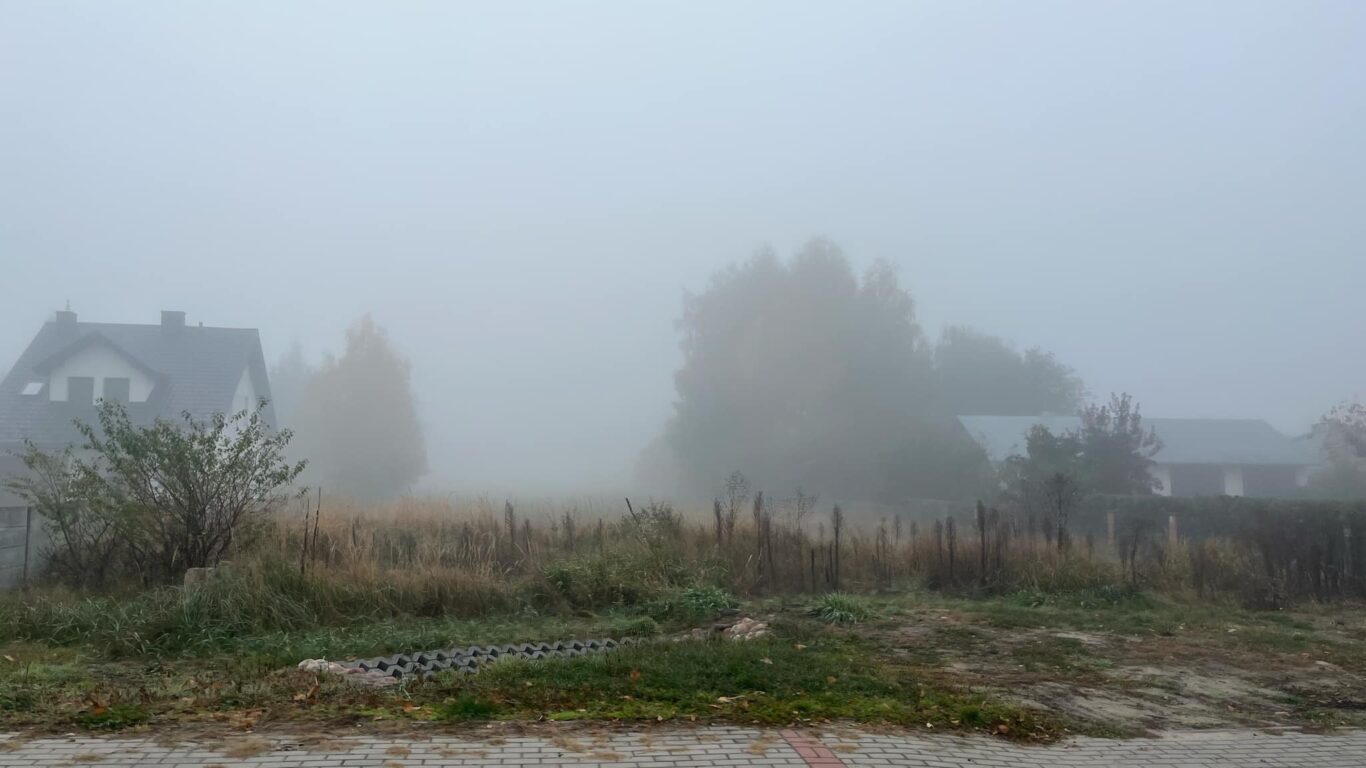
[648,238,1086,502]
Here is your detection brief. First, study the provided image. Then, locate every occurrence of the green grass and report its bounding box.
[0,615,1059,739]
[1008,637,1109,676]
[6,571,1362,737]
[0,577,673,663]
[423,623,1053,736]
[74,703,149,730]
[226,613,662,667]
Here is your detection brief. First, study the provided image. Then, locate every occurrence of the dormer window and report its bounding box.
[67,376,94,405]
[103,377,130,404]
[21,381,43,396]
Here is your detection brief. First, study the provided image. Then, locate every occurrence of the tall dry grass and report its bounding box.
[254,494,1195,606]
[3,492,1352,658]
[9,492,1352,660]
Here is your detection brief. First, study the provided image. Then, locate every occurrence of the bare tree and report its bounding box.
[1040,472,1081,553]
[722,471,749,543]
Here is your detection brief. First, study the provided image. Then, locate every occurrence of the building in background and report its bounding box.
[958,414,1321,498]
[0,309,274,587]
[0,309,274,455]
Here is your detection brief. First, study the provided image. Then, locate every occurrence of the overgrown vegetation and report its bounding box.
[6,400,304,587]
[4,451,1366,734]
[10,485,1365,658]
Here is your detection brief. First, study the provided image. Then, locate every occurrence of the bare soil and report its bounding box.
[876,602,1366,734]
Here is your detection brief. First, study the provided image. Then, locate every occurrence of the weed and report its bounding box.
[436,694,497,721]
[75,703,148,730]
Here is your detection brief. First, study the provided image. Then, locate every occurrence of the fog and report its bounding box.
[2,1,1363,495]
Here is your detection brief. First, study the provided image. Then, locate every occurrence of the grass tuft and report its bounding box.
[809,593,877,625]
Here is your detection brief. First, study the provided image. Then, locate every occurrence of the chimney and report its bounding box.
[161,310,186,331]
[55,309,77,328]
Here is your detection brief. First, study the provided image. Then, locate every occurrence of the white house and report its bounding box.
[0,309,275,453]
[0,309,275,588]
[957,414,1321,498]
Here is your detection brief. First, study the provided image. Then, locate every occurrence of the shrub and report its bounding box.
[7,400,305,587]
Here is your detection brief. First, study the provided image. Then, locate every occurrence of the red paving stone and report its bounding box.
[780,728,847,767]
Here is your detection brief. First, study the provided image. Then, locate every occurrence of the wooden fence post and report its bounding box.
[1107,511,1116,548]
[22,506,32,588]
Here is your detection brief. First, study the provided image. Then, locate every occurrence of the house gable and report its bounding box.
[0,311,274,449]
[37,335,160,404]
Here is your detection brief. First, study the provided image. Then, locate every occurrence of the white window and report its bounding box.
[21,381,43,396]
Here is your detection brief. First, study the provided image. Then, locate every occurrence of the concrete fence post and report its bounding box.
[1168,514,1179,548]
[1345,525,1353,583]
[1107,511,1116,548]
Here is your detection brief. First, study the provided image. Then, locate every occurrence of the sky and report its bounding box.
[2,1,1363,493]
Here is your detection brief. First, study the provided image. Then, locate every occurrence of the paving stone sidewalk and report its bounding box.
[0,725,1363,767]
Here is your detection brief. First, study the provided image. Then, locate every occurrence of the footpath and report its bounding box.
[1,725,1363,767]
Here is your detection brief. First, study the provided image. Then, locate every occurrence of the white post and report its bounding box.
[1222,466,1245,497]
[1151,465,1173,496]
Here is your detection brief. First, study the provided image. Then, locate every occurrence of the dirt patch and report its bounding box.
[878,603,1366,734]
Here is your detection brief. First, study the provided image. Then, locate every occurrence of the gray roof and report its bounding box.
[957,414,1320,467]
[0,315,274,450]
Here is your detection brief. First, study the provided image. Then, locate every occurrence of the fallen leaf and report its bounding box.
[292,682,320,703]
